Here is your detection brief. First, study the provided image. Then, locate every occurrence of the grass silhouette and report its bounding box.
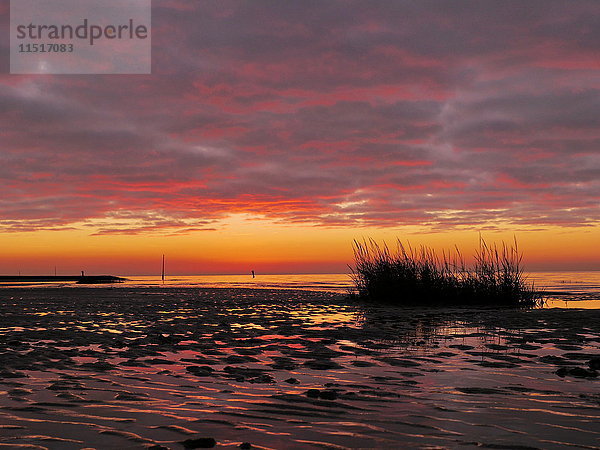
[350,237,541,307]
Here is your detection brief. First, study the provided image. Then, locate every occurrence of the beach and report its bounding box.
[4,0,600,447]
[0,286,599,449]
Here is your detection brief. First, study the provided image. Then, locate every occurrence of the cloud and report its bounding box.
[0,0,598,234]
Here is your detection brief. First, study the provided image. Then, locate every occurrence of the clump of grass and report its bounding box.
[350,237,541,307]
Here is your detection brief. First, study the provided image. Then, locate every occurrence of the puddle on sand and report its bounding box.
[0,287,598,449]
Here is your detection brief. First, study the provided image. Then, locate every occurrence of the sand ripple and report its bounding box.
[0,287,599,449]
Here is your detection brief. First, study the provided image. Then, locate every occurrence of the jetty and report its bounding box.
[0,275,126,284]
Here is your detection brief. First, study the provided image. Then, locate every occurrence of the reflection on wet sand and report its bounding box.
[0,287,599,449]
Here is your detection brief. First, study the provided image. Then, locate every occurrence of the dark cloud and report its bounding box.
[0,0,599,233]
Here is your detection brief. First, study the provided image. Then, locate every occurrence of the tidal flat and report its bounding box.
[0,287,599,449]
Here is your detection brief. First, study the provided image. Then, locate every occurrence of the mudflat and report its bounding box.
[0,287,599,449]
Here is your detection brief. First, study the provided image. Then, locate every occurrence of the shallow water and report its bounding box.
[2,271,599,308]
[0,287,598,449]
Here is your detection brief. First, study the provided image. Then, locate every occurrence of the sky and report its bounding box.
[0,0,599,275]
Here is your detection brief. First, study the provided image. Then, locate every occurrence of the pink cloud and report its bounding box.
[0,0,598,234]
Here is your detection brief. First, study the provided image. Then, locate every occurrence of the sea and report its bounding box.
[1,271,599,308]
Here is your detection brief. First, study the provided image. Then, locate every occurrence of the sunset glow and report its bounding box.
[1,1,599,275]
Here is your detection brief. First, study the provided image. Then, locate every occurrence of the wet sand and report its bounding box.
[0,287,599,449]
